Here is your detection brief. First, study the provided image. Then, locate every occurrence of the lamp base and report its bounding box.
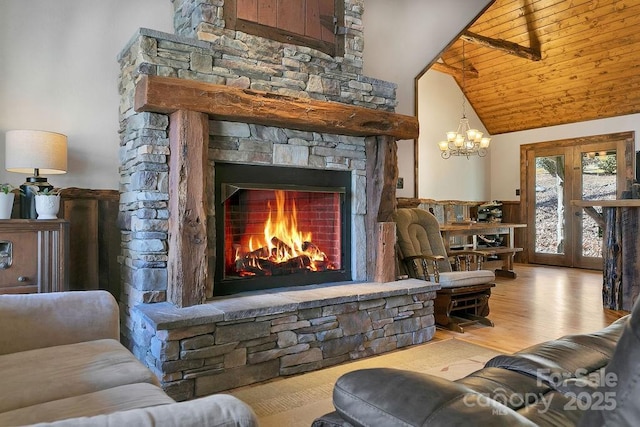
[20,177,53,219]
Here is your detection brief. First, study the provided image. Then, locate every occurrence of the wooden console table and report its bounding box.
[439,222,526,278]
[571,200,640,311]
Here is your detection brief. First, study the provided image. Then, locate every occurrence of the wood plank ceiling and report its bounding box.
[433,0,640,135]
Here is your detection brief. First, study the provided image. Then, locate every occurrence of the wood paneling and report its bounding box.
[225,0,337,56]
[258,0,277,27]
[236,0,257,21]
[319,0,335,43]
[434,0,640,134]
[277,0,305,35]
[306,0,323,40]
[59,188,119,298]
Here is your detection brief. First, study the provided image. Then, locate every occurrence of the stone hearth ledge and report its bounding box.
[135,279,438,328]
[131,279,439,399]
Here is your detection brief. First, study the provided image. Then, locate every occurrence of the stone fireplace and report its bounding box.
[116,0,434,400]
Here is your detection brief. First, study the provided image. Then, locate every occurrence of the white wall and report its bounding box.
[362,0,492,117]
[417,71,490,201]
[362,0,491,199]
[0,0,173,190]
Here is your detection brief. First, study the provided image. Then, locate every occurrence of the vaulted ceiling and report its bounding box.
[432,0,640,135]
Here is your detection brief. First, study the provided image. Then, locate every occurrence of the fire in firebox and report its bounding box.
[233,190,337,277]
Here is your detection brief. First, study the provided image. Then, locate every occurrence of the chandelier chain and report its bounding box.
[437,40,491,159]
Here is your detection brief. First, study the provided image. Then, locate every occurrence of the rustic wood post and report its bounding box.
[374,222,397,283]
[167,110,209,307]
[365,135,398,282]
[602,207,622,310]
[621,207,640,310]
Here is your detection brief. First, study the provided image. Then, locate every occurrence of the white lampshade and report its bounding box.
[5,130,67,175]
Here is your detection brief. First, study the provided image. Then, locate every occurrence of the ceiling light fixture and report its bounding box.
[438,41,491,159]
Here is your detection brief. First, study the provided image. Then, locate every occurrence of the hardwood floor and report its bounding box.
[435,263,628,353]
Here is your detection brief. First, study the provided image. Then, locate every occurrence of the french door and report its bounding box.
[522,133,634,269]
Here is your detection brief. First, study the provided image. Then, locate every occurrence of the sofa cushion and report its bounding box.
[30,394,259,427]
[0,383,174,426]
[0,339,158,413]
[0,291,119,355]
[332,368,536,427]
[516,390,584,427]
[456,367,552,410]
[485,336,616,387]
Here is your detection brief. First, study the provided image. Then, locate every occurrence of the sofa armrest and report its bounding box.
[0,290,119,355]
[31,394,259,427]
[332,368,536,427]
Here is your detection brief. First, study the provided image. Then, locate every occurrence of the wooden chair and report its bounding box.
[393,208,496,333]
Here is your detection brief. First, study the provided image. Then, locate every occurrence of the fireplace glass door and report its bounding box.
[214,163,351,295]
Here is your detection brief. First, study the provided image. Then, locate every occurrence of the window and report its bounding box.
[225,0,344,57]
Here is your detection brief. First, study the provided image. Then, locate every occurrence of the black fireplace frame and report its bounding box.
[214,162,352,296]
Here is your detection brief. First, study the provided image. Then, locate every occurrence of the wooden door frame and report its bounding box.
[519,132,635,265]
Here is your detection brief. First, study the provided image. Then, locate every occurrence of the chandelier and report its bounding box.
[438,42,491,159]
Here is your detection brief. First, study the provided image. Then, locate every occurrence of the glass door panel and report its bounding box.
[580,150,617,259]
[534,155,566,256]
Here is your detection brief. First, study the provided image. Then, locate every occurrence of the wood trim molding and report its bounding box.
[134,75,419,140]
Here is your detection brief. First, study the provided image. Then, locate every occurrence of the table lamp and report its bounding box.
[5,130,68,219]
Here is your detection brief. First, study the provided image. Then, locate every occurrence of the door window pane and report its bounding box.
[535,155,565,254]
[581,150,617,258]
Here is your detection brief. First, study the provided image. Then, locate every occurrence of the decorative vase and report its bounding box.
[35,195,60,219]
[0,192,15,219]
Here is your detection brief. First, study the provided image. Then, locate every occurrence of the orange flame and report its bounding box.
[235,190,334,273]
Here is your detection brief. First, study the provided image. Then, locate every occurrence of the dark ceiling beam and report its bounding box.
[430,62,479,79]
[461,31,542,61]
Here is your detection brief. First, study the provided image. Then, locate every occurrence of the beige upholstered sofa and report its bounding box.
[0,290,259,426]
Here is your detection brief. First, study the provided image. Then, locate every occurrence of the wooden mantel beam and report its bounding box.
[461,31,542,62]
[134,75,419,140]
[430,62,479,79]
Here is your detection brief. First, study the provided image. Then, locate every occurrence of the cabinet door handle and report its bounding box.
[17,276,29,282]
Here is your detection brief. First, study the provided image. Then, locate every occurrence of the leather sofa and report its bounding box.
[312,297,639,426]
[0,291,259,426]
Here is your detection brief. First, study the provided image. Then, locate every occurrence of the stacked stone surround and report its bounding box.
[116,0,435,399]
[136,280,438,400]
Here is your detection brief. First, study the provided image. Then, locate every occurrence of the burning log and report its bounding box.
[245,246,270,259]
[239,254,313,275]
[270,236,293,259]
[302,241,328,261]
